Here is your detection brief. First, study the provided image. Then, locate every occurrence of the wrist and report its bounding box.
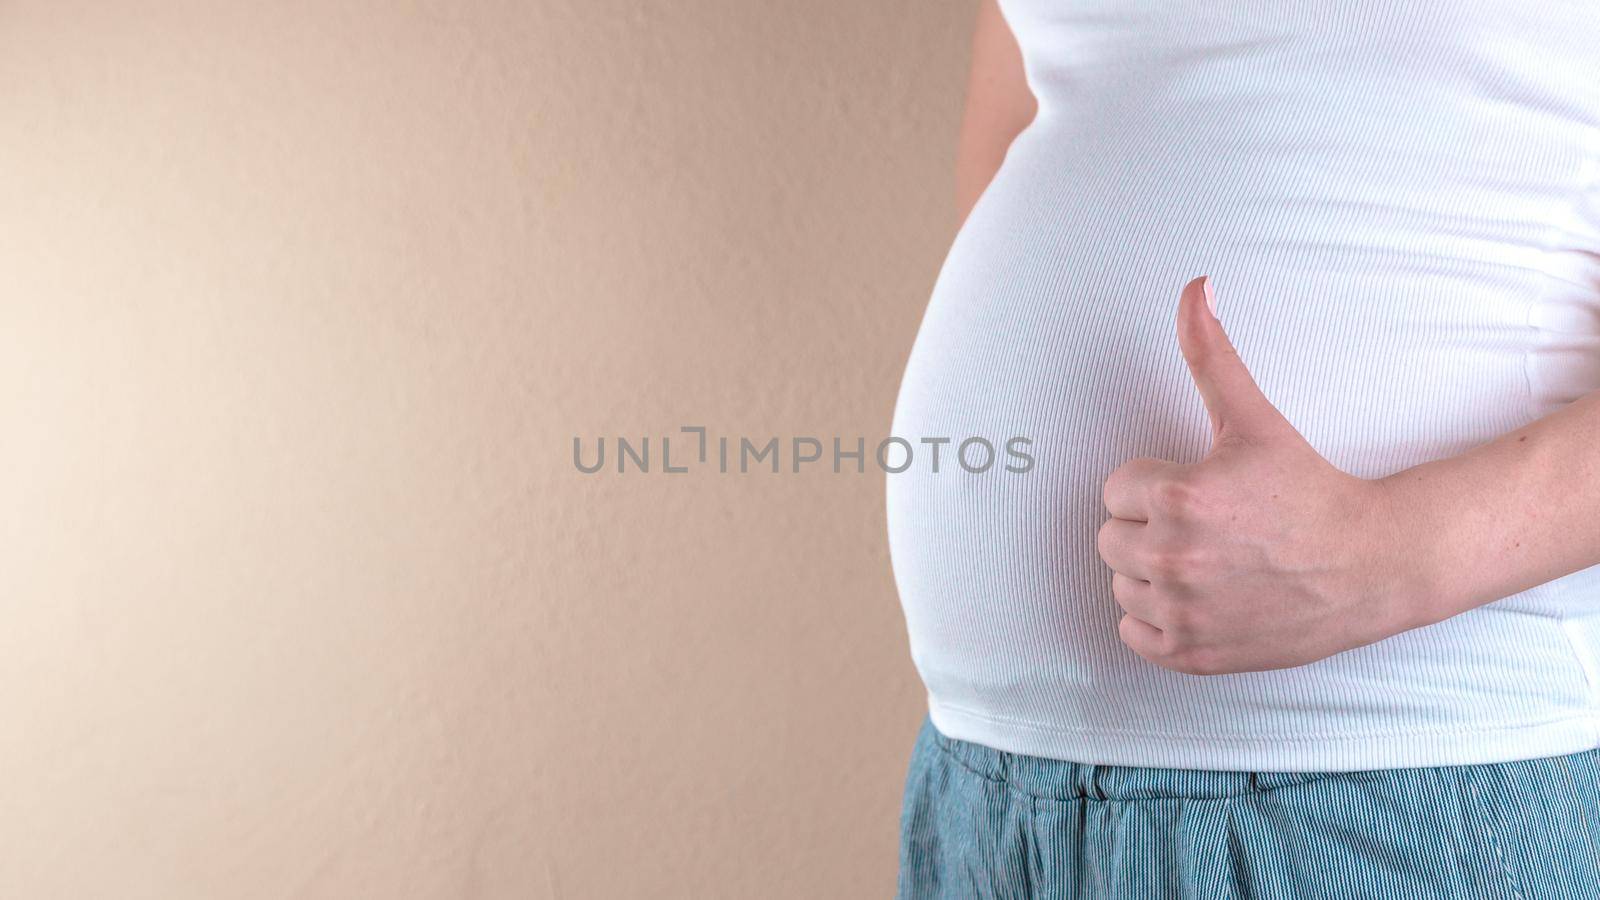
[1365,465,1470,630]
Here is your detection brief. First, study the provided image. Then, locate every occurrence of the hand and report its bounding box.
[1095,276,1428,675]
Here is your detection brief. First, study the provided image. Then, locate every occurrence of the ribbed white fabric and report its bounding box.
[887,0,1600,771]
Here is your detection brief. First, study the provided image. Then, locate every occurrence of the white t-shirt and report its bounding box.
[887,0,1600,771]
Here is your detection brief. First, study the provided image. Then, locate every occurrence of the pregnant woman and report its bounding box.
[887,2,1600,896]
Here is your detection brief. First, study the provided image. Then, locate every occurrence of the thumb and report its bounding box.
[1176,275,1288,446]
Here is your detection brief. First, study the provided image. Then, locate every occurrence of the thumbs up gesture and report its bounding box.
[1097,276,1422,675]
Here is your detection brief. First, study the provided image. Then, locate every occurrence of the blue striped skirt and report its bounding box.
[898,715,1600,898]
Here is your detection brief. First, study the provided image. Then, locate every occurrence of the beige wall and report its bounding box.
[1,2,973,897]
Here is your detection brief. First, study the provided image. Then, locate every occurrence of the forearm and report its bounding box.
[1380,389,1600,625]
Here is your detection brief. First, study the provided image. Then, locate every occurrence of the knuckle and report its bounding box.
[1095,520,1114,560]
[1154,478,1193,514]
[1145,546,1192,581]
[1109,571,1132,601]
[1105,458,1152,505]
[1116,613,1138,639]
[1116,615,1147,650]
[1145,550,1177,580]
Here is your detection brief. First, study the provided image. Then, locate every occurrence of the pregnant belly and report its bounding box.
[884,127,1564,720]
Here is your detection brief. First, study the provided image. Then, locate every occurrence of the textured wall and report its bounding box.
[0,1,971,897]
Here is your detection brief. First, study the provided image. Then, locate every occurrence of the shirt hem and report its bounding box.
[927,699,1600,773]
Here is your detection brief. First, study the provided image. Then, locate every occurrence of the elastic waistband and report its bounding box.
[924,716,1600,802]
